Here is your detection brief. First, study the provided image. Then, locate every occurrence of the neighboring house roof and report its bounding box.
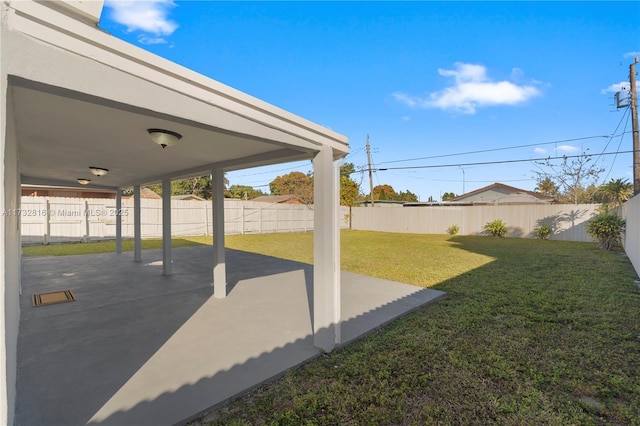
[251,195,304,204]
[122,187,161,199]
[171,194,205,201]
[140,188,161,199]
[359,200,406,207]
[448,183,554,204]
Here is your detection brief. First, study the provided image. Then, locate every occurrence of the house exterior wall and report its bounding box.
[457,188,513,202]
[622,194,640,277]
[1,47,22,425]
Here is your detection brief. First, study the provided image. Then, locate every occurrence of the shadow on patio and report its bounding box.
[15,246,443,426]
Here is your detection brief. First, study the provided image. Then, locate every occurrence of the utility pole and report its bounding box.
[630,56,639,195]
[458,165,466,194]
[366,135,375,207]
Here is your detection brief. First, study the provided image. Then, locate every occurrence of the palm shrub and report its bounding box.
[446,224,459,235]
[586,205,626,250]
[536,225,551,240]
[483,219,507,237]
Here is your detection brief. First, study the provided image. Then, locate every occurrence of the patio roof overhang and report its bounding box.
[5,1,349,190]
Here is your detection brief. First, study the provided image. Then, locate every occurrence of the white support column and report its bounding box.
[333,159,342,345]
[162,178,172,276]
[133,185,142,262]
[313,145,341,351]
[212,169,227,298]
[204,202,209,236]
[115,189,122,254]
[44,199,50,245]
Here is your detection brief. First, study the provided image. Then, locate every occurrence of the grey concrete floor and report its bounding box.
[16,245,444,426]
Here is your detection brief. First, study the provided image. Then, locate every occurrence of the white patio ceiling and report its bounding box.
[13,81,317,190]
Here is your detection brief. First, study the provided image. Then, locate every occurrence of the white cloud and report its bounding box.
[556,145,579,153]
[104,0,178,36]
[137,35,168,45]
[534,147,547,154]
[393,62,541,114]
[601,81,629,94]
[624,51,640,58]
[392,92,419,107]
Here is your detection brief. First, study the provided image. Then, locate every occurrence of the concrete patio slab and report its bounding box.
[15,246,444,426]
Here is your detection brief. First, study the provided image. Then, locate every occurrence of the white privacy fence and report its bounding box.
[21,196,349,244]
[350,204,602,242]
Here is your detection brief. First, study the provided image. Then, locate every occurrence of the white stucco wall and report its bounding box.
[1,43,22,426]
[622,194,640,278]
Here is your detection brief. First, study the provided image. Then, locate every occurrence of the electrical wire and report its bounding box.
[377,135,614,165]
[601,111,631,182]
[375,150,635,172]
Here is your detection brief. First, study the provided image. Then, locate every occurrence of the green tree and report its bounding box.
[442,192,457,201]
[340,162,356,178]
[535,177,559,197]
[339,162,361,206]
[598,178,633,207]
[145,174,227,200]
[269,171,314,205]
[225,185,266,200]
[171,176,212,199]
[340,176,360,206]
[371,184,396,201]
[396,189,419,202]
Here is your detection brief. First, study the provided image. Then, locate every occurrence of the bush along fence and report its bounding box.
[20,196,350,245]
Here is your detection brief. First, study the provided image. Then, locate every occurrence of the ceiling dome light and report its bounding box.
[148,128,182,148]
[77,178,91,185]
[89,167,109,176]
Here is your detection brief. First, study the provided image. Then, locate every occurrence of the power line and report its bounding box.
[602,109,631,182]
[433,178,533,183]
[593,107,630,168]
[378,135,617,165]
[375,150,635,172]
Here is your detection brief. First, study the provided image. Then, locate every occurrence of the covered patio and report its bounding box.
[0,1,446,423]
[16,246,444,425]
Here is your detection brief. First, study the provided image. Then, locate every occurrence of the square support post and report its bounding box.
[115,189,122,254]
[212,169,227,298]
[313,145,341,351]
[133,185,142,262]
[162,178,172,276]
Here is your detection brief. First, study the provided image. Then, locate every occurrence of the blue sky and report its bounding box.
[100,1,639,201]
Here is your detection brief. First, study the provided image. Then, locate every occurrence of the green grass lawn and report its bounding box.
[23,231,640,424]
